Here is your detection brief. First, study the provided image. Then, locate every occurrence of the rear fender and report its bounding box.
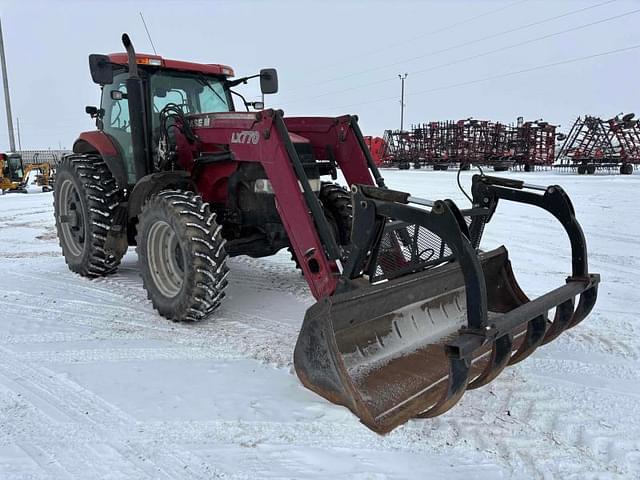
[73,132,128,189]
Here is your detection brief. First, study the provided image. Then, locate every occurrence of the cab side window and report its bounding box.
[108,83,130,130]
[101,71,136,184]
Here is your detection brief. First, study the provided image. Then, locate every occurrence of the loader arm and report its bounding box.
[284,115,386,188]
[185,109,353,299]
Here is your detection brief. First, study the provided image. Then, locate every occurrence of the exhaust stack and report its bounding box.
[121,33,150,181]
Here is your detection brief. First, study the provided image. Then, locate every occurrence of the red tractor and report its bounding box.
[54,34,599,434]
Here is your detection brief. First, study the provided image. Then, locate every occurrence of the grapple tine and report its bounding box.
[508,314,547,365]
[417,357,470,418]
[468,333,513,390]
[542,298,575,345]
[568,279,599,329]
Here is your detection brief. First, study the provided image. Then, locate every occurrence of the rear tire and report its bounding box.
[587,164,596,174]
[53,154,125,277]
[621,163,634,175]
[136,190,229,321]
[577,165,587,174]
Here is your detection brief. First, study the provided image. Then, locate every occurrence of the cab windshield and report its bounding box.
[150,71,232,118]
[7,155,23,179]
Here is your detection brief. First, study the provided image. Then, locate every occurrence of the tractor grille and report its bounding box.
[368,212,487,283]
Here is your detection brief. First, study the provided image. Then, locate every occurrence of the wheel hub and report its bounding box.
[58,179,85,256]
[147,221,185,298]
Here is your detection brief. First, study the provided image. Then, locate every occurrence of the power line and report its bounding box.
[280,5,639,107]
[285,0,616,95]
[306,0,529,75]
[306,44,640,113]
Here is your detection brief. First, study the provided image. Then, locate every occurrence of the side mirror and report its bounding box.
[85,106,104,119]
[250,101,264,110]
[89,54,114,85]
[260,68,278,95]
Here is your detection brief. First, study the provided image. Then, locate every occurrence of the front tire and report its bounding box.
[319,182,353,245]
[53,154,125,276]
[136,190,229,322]
[289,183,352,269]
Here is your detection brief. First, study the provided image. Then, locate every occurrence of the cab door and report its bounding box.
[101,71,137,184]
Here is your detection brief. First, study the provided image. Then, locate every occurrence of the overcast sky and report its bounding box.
[0,0,638,150]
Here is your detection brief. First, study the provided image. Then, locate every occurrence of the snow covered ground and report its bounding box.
[0,169,638,479]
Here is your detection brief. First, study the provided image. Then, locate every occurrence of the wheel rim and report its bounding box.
[147,220,184,298]
[58,179,85,257]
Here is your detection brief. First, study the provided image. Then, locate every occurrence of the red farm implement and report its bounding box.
[556,114,637,174]
[382,119,557,172]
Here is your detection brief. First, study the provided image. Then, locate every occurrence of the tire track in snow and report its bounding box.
[2,259,299,367]
[436,366,640,478]
[0,350,201,479]
[3,267,638,478]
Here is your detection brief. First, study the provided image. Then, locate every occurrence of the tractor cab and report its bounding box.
[86,50,277,185]
[1,152,24,182]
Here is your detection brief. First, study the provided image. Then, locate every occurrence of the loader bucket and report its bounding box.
[295,248,518,433]
[294,176,599,434]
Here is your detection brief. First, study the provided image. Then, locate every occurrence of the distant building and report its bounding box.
[18,150,71,165]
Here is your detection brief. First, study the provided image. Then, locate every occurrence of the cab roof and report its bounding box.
[107,53,235,78]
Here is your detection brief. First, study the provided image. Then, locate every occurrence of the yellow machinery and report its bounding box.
[1,152,54,193]
[23,162,53,191]
[0,152,26,193]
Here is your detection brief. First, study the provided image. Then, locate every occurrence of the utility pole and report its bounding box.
[398,73,407,132]
[0,18,15,152]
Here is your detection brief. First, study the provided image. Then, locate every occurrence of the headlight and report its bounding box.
[254,178,321,194]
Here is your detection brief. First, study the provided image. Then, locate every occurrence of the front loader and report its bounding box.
[54,34,600,434]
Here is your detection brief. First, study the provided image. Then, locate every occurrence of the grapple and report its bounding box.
[294,175,599,434]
